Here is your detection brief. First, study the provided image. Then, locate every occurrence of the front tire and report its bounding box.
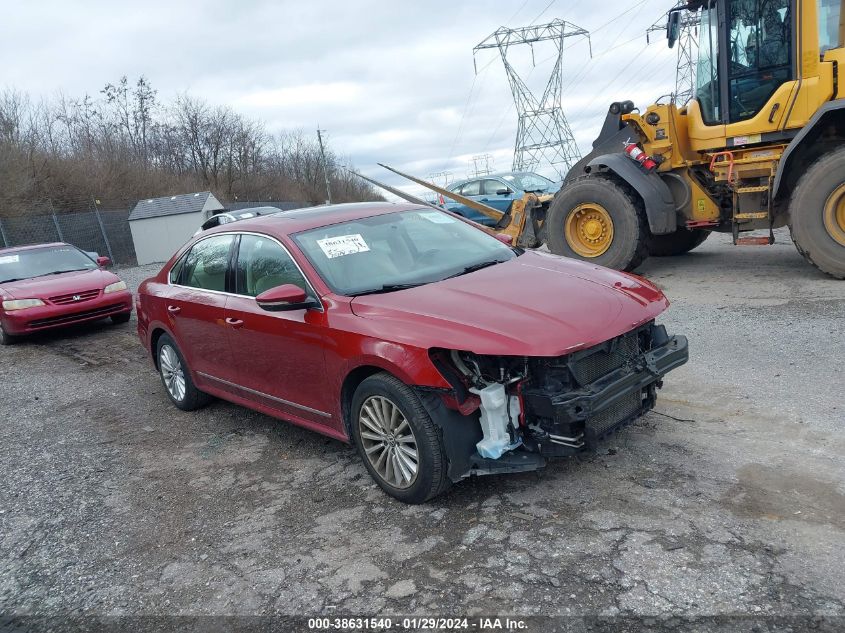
[350,372,451,504]
[0,322,18,346]
[155,334,210,411]
[111,312,131,324]
[789,147,845,279]
[647,227,710,256]
[546,175,649,271]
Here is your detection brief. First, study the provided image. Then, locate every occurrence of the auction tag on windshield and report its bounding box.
[419,211,455,224]
[317,234,371,258]
[0,255,19,264]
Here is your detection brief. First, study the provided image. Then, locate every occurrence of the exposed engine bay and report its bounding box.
[427,321,689,480]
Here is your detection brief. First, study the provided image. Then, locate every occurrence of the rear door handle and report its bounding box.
[225,317,244,328]
[167,305,181,315]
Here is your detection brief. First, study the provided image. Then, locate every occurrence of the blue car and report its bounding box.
[441,171,561,226]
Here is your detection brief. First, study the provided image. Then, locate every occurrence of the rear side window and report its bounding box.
[180,235,234,292]
[235,234,307,297]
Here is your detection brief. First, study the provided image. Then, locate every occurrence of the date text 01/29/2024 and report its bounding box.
[307,617,529,630]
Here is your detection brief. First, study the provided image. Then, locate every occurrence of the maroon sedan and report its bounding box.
[136,203,687,503]
[0,243,133,345]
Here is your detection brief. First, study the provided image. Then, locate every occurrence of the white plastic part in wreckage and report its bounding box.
[469,383,523,459]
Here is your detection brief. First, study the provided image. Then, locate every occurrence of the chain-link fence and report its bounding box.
[0,209,137,266]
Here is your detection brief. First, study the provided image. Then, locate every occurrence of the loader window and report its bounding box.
[696,2,721,123]
[727,0,792,122]
[818,0,844,53]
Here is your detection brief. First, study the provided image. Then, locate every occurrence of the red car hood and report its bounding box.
[0,269,120,300]
[349,250,668,357]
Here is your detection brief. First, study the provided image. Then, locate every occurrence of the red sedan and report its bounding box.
[0,243,133,345]
[136,203,688,503]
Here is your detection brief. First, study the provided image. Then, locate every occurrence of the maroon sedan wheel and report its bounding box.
[0,322,16,346]
[155,334,210,411]
[351,372,451,504]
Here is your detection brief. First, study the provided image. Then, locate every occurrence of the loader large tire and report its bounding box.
[546,175,648,271]
[647,227,710,256]
[789,147,845,279]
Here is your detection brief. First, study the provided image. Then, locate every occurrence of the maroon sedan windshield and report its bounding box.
[0,246,98,283]
[293,208,516,295]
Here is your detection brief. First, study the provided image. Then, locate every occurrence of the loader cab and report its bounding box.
[682,0,841,149]
[693,0,794,125]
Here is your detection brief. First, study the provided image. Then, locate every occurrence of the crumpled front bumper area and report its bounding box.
[425,322,689,482]
[521,324,688,454]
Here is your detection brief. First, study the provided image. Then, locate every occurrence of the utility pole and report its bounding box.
[474,19,590,178]
[317,127,332,205]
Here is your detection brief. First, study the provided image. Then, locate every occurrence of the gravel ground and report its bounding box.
[0,230,843,628]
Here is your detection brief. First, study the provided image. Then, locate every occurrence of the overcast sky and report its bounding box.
[1,0,680,198]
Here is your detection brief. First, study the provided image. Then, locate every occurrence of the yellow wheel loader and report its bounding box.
[550,0,845,278]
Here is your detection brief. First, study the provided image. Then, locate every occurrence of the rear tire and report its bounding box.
[647,227,710,256]
[155,334,211,411]
[789,146,845,279]
[546,175,649,271]
[350,372,451,504]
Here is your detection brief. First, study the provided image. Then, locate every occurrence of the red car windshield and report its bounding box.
[294,209,517,296]
[0,246,97,283]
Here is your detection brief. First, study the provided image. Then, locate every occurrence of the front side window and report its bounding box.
[169,252,187,284]
[818,0,843,54]
[727,0,792,121]
[696,2,722,123]
[294,209,517,296]
[481,179,506,195]
[235,234,307,297]
[460,181,481,196]
[180,234,234,292]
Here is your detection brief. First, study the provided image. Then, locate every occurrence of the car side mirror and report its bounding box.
[255,284,317,311]
[496,188,513,196]
[666,10,681,49]
[96,256,111,267]
[494,233,514,245]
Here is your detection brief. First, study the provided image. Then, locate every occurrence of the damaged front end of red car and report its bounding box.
[423,320,689,482]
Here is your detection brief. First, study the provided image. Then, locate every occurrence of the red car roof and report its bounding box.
[225,202,419,236]
[0,242,68,255]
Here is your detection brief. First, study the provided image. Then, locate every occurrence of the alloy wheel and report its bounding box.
[358,395,419,489]
[159,344,186,402]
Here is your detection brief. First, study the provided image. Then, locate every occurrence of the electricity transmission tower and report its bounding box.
[470,154,493,177]
[474,19,590,178]
[647,4,701,105]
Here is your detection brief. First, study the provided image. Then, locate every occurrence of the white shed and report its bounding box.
[128,192,224,265]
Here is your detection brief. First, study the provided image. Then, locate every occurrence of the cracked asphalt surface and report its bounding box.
[1,229,843,625]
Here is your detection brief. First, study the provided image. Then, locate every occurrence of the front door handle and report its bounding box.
[225,317,244,328]
[167,305,181,315]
